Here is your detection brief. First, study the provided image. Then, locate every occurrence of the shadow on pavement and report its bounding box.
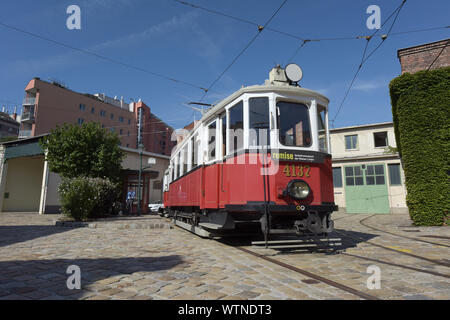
[0,225,75,248]
[218,228,379,255]
[0,255,184,299]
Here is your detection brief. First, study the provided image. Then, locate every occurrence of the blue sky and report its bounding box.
[0,0,449,129]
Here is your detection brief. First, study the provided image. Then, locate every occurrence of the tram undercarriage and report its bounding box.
[165,207,335,238]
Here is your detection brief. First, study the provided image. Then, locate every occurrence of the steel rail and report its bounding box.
[333,229,450,268]
[360,214,450,248]
[236,246,380,300]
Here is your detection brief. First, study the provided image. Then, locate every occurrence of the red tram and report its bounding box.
[162,65,337,238]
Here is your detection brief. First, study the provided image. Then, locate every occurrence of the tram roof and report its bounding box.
[172,83,329,156]
[202,84,328,126]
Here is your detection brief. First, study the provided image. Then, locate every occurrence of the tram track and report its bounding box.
[234,246,380,300]
[170,219,380,300]
[171,216,449,300]
[359,214,450,248]
[333,228,450,268]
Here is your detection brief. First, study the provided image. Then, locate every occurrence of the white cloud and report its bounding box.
[7,11,200,75]
[91,11,200,51]
[353,78,389,92]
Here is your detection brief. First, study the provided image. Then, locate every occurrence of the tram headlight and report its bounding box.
[287,180,310,200]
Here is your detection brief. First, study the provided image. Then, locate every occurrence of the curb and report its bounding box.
[54,220,173,230]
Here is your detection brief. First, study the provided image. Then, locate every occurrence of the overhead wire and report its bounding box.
[174,0,446,43]
[0,21,208,93]
[426,39,450,72]
[331,0,407,127]
[199,0,289,102]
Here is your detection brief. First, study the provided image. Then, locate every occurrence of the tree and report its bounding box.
[40,122,125,181]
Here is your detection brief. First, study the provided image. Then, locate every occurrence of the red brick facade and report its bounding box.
[397,38,450,74]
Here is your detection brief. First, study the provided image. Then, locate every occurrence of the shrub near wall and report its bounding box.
[389,67,450,225]
[58,177,119,221]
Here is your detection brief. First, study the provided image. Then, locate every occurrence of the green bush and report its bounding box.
[389,67,450,226]
[58,177,120,221]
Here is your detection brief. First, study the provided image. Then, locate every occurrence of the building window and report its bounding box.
[366,164,385,185]
[345,166,364,186]
[79,104,86,111]
[388,163,402,185]
[153,180,162,190]
[119,116,124,123]
[110,113,114,120]
[110,128,115,133]
[128,119,131,125]
[91,107,95,114]
[332,167,343,188]
[100,110,106,117]
[77,118,84,125]
[374,131,388,148]
[120,129,123,135]
[127,131,130,136]
[345,135,358,150]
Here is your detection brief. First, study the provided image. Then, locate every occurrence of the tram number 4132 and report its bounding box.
[283,165,311,177]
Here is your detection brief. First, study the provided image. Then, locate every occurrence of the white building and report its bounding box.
[330,122,408,214]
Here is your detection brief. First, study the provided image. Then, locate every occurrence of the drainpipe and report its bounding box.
[39,154,50,215]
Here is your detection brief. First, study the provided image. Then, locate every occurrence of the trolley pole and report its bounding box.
[137,107,144,216]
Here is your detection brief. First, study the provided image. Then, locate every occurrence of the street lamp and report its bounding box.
[137,143,156,216]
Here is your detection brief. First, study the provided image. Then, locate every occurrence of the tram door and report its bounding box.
[344,164,390,214]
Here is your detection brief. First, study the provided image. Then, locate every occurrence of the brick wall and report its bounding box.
[397,39,450,74]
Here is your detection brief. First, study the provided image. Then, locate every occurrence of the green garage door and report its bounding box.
[344,164,390,214]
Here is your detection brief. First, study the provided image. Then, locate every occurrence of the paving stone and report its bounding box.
[236,290,261,299]
[199,291,227,300]
[0,212,449,301]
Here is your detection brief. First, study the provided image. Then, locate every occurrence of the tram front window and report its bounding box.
[249,97,270,147]
[277,101,311,147]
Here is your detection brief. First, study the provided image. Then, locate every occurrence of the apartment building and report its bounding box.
[0,111,20,139]
[19,78,175,155]
[330,122,408,214]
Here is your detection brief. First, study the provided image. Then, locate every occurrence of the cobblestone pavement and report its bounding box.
[0,212,448,300]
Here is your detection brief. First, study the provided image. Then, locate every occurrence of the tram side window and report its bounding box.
[317,105,328,152]
[221,113,226,157]
[182,145,188,174]
[207,121,216,161]
[176,152,181,178]
[277,101,312,147]
[192,133,199,168]
[228,101,244,153]
[249,97,270,147]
